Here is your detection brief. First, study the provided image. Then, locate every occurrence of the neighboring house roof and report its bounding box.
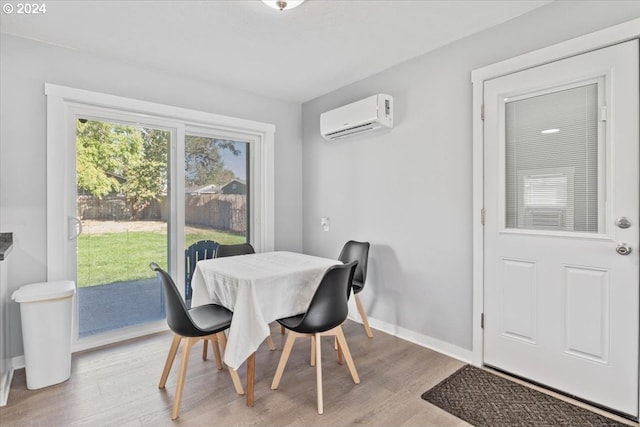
[186,184,220,194]
[220,179,245,189]
[186,180,245,195]
[220,179,246,194]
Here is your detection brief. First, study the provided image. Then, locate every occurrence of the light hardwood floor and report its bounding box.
[0,320,469,426]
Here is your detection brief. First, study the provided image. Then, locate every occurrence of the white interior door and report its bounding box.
[483,40,638,417]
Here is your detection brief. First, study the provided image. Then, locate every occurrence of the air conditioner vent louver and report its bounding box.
[320,94,393,140]
[325,121,378,138]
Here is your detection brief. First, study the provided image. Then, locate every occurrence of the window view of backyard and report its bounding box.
[76,119,248,337]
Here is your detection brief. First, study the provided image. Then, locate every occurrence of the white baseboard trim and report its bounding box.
[0,366,14,407]
[347,313,474,364]
[11,355,25,370]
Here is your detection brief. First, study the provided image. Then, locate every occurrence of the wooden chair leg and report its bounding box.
[172,337,197,420]
[280,325,285,335]
[159,334,181,388]
[271,332,298,389]
[315,332,324,415]
[274,329,355,414]
[216,332,243,395]
[218,330,228,352]
[336,339,344,365]
[266,335,276,351]
[335,326,360,384]
[202,338,209,360]
[227,365,245,395]
[210,336,223,370]
[160,331,241,419]
[355,294,373,338]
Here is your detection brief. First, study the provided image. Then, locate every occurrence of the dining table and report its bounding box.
[190,250,342,406]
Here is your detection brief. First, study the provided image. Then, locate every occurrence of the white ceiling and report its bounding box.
[0,0,552,103]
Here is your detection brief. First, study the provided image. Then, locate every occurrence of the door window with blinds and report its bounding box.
[503,79,604,234]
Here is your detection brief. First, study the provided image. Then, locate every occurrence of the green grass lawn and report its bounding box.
[78,228,245,287]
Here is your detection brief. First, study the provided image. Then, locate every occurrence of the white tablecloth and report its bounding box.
[190,251,341,370]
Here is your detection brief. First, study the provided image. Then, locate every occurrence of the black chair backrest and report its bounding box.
[150,262,200,337]
[338,241,370,286]
[215,242,255,258]
[185,240,219,301]
[294,261,358,334]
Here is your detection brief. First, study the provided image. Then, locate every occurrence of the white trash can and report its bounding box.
[12,280,76,390]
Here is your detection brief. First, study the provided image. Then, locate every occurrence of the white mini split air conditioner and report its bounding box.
[320,94,393,140]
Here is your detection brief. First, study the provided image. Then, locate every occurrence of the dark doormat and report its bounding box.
[421,365,628,427]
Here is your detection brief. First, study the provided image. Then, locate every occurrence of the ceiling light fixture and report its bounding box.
[262,0,305,11]
[541,128,560,134]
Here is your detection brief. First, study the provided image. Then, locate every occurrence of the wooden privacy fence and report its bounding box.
[185,194,247,233]
[78,194,247,234]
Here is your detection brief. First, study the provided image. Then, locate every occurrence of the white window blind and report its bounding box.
[505,83,600,232]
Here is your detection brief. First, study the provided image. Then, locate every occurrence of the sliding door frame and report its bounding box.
[45,84,275,351]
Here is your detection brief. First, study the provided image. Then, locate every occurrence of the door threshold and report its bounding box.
[484,365,638,425]
[73,321,168,353]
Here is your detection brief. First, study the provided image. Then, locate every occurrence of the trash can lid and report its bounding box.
[12,280,76,303]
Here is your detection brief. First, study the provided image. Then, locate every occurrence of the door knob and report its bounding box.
[615,217,632,229]
[616,243,632,256]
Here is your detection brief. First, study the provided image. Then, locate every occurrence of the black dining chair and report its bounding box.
[150,262,244,420]
[214,242,276,351]
[185,239,219,305]
[270,261,360,414]
[215,242,255,258]
[338,240,373,337]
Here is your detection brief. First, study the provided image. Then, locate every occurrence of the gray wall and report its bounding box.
[301,1,640,352]
[0,34,303,357]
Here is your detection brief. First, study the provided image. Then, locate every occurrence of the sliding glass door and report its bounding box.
[182,133,250,303]
[46,83,275,351]
[184,133,250,248]
[76,118,170,337]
